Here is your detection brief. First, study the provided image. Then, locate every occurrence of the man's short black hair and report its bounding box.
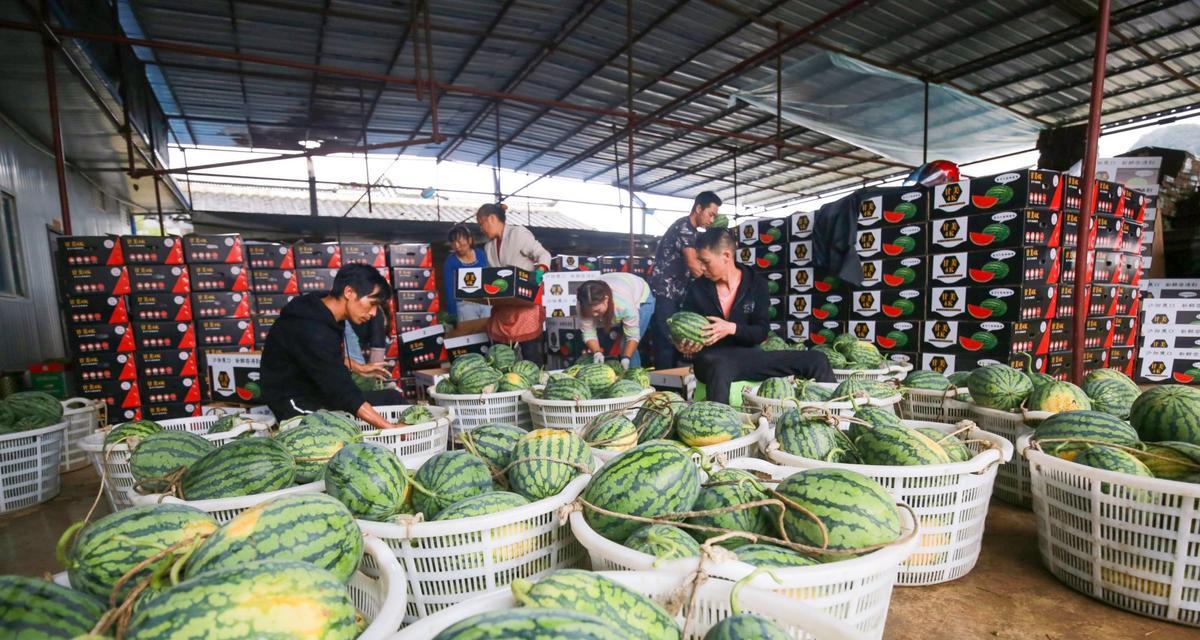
[695,227,736,253]
[330,263,392,302]
[694,191,723,209]
[447,224,472,244]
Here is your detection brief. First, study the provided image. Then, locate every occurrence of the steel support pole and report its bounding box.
[626,0,635,261]
[153,175,165,235]
[922,81,930,163]
[42,38,71,234]
[1070,0,1111,384]
[307,156,319,217]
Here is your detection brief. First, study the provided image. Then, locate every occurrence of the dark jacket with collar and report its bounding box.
[680,264,769,348]
[260,292,365,414]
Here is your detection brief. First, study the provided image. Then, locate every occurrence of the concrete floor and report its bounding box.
[4,469,1200,639]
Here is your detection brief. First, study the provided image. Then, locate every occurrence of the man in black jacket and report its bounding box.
[260,264,404,427]
[679,229,834,403]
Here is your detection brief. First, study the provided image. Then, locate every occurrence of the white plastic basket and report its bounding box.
[1021,433,1200,627]
[571,498,917,640]
[391,570,866,640]
[279,405,451,469]
[758,419,1012,586]
[429,375,532,433]
[358,473,591,623]
[590,416,771,467]
[896,387,968,423]
[742,382,901,426]
[831,361,911,383]
[968,403,1034,508]
[522,387,653,433]
[60,398,103,472]
[942,397,973,422]
[82,416,270,511]
[0,421,67,514]
[130,480,326,523]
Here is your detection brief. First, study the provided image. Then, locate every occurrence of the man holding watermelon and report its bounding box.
[648,191,722,370]
[679,229,834,403]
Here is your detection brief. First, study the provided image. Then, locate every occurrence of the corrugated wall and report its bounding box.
[0,116,126,371]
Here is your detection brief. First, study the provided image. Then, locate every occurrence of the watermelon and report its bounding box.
[459,422,527,470]
[0,575,106,638]
[855,424,951,466]
[775,467,901,552]
[832,333,857,354]
[704,614,791,640]
[66,504,219,601]
[623,524,700,560]
[675,401,747,447]
[776,408,857,463]
[1073,444,1153,478]
[576,363,620,396]
[497,371,534,392]
[543,375,592,401]
[1130,385,1200,445]
[602,379,646,399]
[1027,381,1092,413]
[510,360,542,384]
[1084,377,1139,420]
[274,424,355,483]
[103,419,163,446]
[584,413,639,452]
[458,366,503,394]
[434,378,458,394]
[430,609,626,640]
[916,428,971,463]
[583,441,701,542]
[621,367,651,388]
[434,491,529,520]
[486,343,518,372]
[686,468,775,549]
[822,348,848,369]
[634,391,684,442]
[666,312,709,346]
[511,570,679,640]
[297,410,362,443]
[1083,368,1138,393]
[185,493,363,583]
[967,364,1032,411]
[205,414,242,435]
[846,341,884,367]
[755,377,794,401]
[449,353,489,385]
[413,450,494,518]
[507,429,591,500]
[0,391,64,432]
[947,371,971,387]
[1020,352,1056,390]
[398,405,434,425]
[181,438,295,500]
[1033,410,1140,461]
[324,442,411,521]
[847,405,905,441]
[125,560,360,640]
[795,379,833,402]
[904,370,952,391]
[734,544,818,567]
[129,430,216,493]
[1134,443,1200,480]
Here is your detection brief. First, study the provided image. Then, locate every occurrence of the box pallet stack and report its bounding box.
[542,270,594,370]
[1137,279,1200,384]
[389,243,438,399]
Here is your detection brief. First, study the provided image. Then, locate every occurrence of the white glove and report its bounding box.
[592,351,605,364]
[620,357,631,369]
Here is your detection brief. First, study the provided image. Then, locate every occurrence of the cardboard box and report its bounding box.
[444,333,490,360]
[188,263,250,292]
[393,312,437,336]
[1110,315,1138,348]
[788,268,814,293]
[1061,249,1137,285]
[854,188,929,227]
[254,315,275,346]
[545,318,587,359]
[57,236,124,266]
[928,284,1057,321]
[67,323,135,353]
[851,288,924,320]
[930,209,1060,251]
[387,243,433,268]
[734,245,786,270]
[920,351,1029,375]
[1141,324,1200,350]
[456,266,537,303]
[1139,299,1200,329]
[190,291,253,319]
[1115,285,1140,316]
[136,349,199,378]
[340,242,388,268]
[1078,316,1118,350]
[551,255,600,272]
[1121,220,1145,253]
[391,267,437,291]
[921,318,1055,356]
[251,269,299,294]
[399,325,446,370]
[1062,212,1122,251]
[631,256,654,278]
[1138,349,1200,383]
[128,264,191,294]
[789,211,815,238]
[1141,279,1200,298]
[806,320,846,346]
[1122,188,1148,223]
[184,234,244,264]
[1047,349,1109,381]
[129,293,193,322]
[933,169,1062,216]
[63,294,129,325]
[847,319,919,351]
[787,240,813,267]
[78,378,141,409]
[59,266,130,296]
[886,351,920,367]
[292,241,341,268]
[544,296,576,318]
[195,318,255,349]
[253,293,296,316]
[767,296,787,323]
[785,318,811,343]
[737,218,788,246]
[929,246,1059,287]
[599,255,630,273]
[297,268,338,293]
[394,290,440,313]
[206,351,263,403]
[142,402,202,420]
[244,241,294,269]
[1109,346,1136,376]
[854,223,926,258]
[1055,284,1077,319]
[75,352,137,382]
[542,271,594,298]
[139,375,202,404]
[120,236,184,265]
[761,271,788,298]
[858,256,926,290]
[133,321,196,350]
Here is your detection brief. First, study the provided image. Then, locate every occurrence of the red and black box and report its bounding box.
[59,266,130,296]
[1109,346,1136,377]
[392,267,437,292]
[57,236,123,266]
[189,264,250,292]
[136,349,199,378]
[67,323,135,353]
[929,246,1059,287]
[393,312,437,336]
[142,402,202,421]
[134,321,196,350]
[1122,188,1148,223]
[128,293,193,322]
[293,242,341,268]
[63,294,129,325]
[75,352,137,382]
[858,256,926,290]
[297,268,338,293]
[1111,315,1138,347]
[399,324,446,370]
[846,319,919,352]
[388,243,433,268]
[254,315,276,346]
[1121,220,1145,253]
[139,375,202,405]
[195,318,256,349]
[854,224,927,259]
[253,293,296,316]
[192,291,253,319]
[184,234,244,264]
[550,255,600,272]
[340,242,388,268]
[1062,249,1138,285]
[929,209,1061,251]
[1114,285,1139,315]
[1062,212,1122,251]
[785,319,845,345]
[251,269,299,294]
[850,288,925,321]
[921,318,1055,356]
[394,290,440,314]
[128,264,191,294]
[78,378,141,409]
[1055,284,1077,319]
[1046,349,1109,381]
[920,351,1029,375]
[244,241,295,269]
[928,284,1058,321]
[933,169,1062,217]
[120,236,184,265]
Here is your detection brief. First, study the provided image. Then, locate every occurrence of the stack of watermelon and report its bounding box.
[532,360,651,401]
[0,391,64,434]
[772,405,972,467]
[434,349,542,395]
[811,333,887,370]
[760,331,806,352]
[753,374,897,406]
[10,494,368,637]
[584,396,755,454]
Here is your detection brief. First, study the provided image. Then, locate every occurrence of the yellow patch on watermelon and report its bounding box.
[1041,395,1088,412]
[182,519,220,541]
[907,428,952,464]
[680,433,735,447]
[239,594,339,638]
[223,505,264,539]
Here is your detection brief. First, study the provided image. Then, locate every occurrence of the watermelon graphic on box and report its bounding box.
[855,188,928,227]
[850,288,923,320]
[855,224,925,258]
[921,319,1052,355]
[932,169,1062,217]
[810,292,847,321]
[932,209,1061,251]
[847,319,917,351]
[930,246,1059,286]
[929,284,1057,321]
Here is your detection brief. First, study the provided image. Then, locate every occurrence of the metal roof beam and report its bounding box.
[1065,87,1200,125]
[300,0,333,145]
[1033,69,1200,120]
[629,114,776,182]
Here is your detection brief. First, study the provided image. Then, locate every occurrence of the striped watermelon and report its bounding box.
[1073,444,1153,478]
[486,343,518,371]
[705,614,791,640]
[497,372,534,392]
[126,561,360,640]
[623,524,700,560]
[206,414,249,436]
[129,430,216,493]
[756,377,794,401]
[967,364,1032,411]
[434,378,458,394]
[734,543,819,567]
[434,491,529,520]
[458,367,503,394]
[686,468,774,549]
[449,353,488,385]
[1033,410,1140,461]
[1020,352,1056,390]
[855,424,951,466]
[181,438,296,500]
[543,375,592,400]
[510,570,679,640]
[634,391,684,442]
[1083,367,1138,391]
[274,424,355,483]
[582,441,701,543]
[916,427,971,463]
[298,410,362,443]
[1133,443,1200,480]
[185,493,362,583]
[324,442,411,521]
[430,609,624,640]
[104,419,163,446]
[674,401,747,447]
[666,311,709,346]
[1,391,63,431]
[1130,385,1200,445]
[601,379,645,399]
[848,405,905,441]
[507,429,591,500]
[795,379,833,402]
[510,360,542,384]
[776,409,858,463]
[1085,377,1139,420]
[398,405,434,425]
[775,467,901,552]
[576,363,619,396]
[904,370,952,391]
[946,371,971,387]
[0,575,106,638]
[622,367,651,388]
[584,413,639,452]
[1027,381,1092,413]
[846,341,884,367]
[413,450,494,518]
[459,422,527,470]
[66,504,218,601]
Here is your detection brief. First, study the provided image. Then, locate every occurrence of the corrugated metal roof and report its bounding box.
[118,0,1200,209]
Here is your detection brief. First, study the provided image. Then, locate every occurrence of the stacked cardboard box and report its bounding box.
[389,243,437,399]
[1137,279,1200,383]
